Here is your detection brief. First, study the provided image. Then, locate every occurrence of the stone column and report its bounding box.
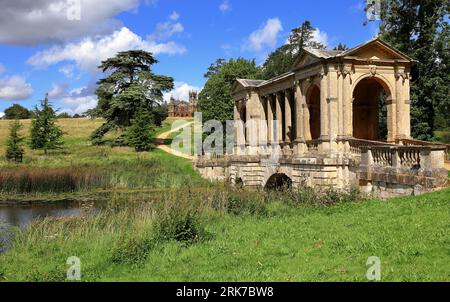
[395,69,411,139]
[267,95,274,144]
[233,102,240,147]
[387,95,397,143]
[327,67,339,145]
[295,82,307,155]
[284,89,292,143]
[276,92,283,144]
[320,70,330,151]
[337,70,344,139]
[402,76,411,138]
[342,71,352,138]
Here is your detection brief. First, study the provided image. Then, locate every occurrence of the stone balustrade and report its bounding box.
[396,138,450,162]
[359,145,448,197]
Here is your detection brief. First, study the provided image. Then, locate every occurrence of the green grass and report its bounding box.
[0,118,449,282]
[1,188,449,282]
[0,118,207,195]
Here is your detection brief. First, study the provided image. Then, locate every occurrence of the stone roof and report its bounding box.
[233,38,415,94]
[235,79,266,88]
[303,47,344,59]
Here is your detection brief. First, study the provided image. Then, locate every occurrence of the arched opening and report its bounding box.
[264,173,293,191]
[306,85,321,140]
[352,78,390,141]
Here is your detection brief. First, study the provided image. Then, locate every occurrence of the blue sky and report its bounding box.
[0,0,379,116]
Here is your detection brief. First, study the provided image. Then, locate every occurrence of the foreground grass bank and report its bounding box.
[1,187,449,282]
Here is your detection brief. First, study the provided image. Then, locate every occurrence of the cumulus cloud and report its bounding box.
[59,85,98,115]
[48,83,69,99]
[0,76,33,100]
[164,82,202,103]
[312,28,329,47]
[245,18,283,52]
[59,64,77,78]
[169,11,180,21]
[149,12,184,41]
[28,27,186,74]
[219,1,232,13]
[0,112,4,118]
[0,0,141,45]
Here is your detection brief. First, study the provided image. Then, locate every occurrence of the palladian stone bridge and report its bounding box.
[195,39,448,198]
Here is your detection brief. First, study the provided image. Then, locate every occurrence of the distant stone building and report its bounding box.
[168,91,198,118]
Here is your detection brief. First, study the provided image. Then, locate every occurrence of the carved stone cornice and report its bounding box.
[337,64,354,80]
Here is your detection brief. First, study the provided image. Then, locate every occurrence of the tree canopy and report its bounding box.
[262,20,325,79]
[29,95,64,154]
[5,120,25,163]
[198,58,263,124]
[4,104,31,120]
[90,50,174,144]
[366,0,449,140]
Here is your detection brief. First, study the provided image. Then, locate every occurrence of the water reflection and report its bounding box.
[0,201,101,253]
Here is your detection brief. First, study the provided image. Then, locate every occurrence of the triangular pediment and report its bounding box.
[342,39,414,61]
[293,51,321,69]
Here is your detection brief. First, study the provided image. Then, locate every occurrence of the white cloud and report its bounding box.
[0,0,141,45]
[59,64,77,78]
[59,86,98,115]
[0,64,5,74]
[164,82,202,103]
[28,27,186,74]
[149,13,184,41]
[169,11,180,21]
[48,83,69,99]
[219,1,232,13]
[0,112,4,118]
[0,76,33,100]
[245,18,283,52]
[312,28,329,47]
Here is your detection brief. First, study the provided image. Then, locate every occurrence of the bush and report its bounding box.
[110,232,156,265]
[225,192,268,216]
[153,200,208,243]
[268,186,362,207]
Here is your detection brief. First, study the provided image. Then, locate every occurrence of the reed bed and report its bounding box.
[0,167,106,193]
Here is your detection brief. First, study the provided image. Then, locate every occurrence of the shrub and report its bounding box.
[225,192,268,216]
[153,200,208,243]
[110,231,156,265]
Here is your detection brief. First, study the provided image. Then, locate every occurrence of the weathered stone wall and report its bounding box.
[195,150,448,198]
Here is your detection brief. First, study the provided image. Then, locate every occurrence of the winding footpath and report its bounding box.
[155,121,194,160]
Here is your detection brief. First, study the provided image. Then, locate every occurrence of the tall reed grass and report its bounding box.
[0,167,106,193]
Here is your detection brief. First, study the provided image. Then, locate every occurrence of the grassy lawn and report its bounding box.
[0,188,449,282]
[0,118,207,198]
[0,118,449,282]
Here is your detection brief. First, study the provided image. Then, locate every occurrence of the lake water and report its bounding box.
[0,201,100,253]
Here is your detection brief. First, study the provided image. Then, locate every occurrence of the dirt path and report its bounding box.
[155,121,194,160]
